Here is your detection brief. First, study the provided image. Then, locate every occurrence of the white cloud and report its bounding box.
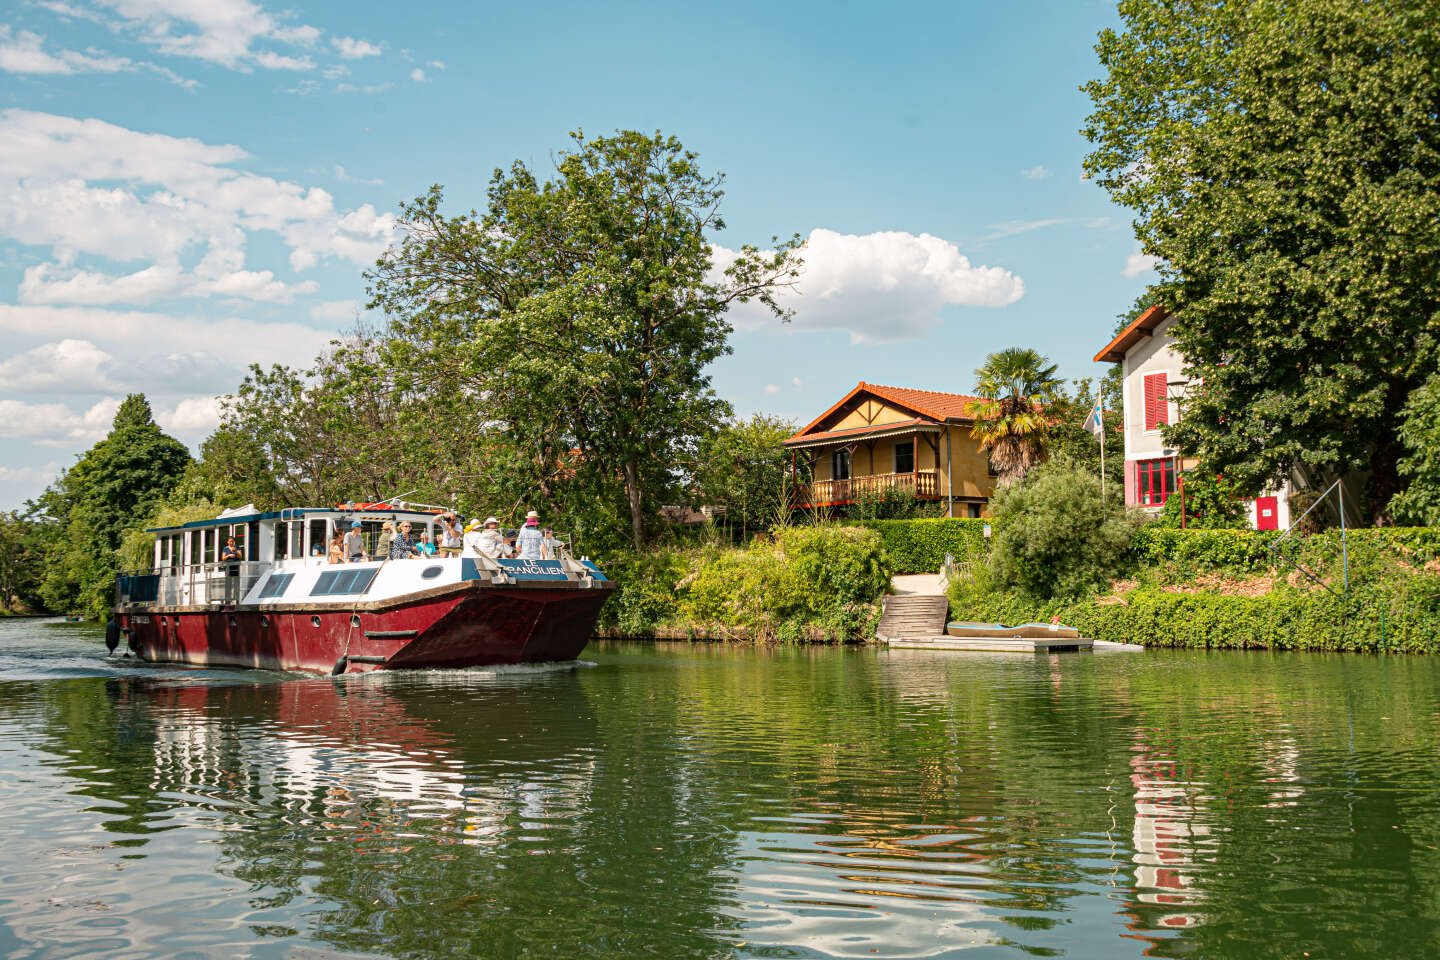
[1020,165,1051,181]
[89,0,323,71]
[0,25,132,75]
[984,218,1067,241]
[0,305,337,385]
[0,339,115,392]
[716,228,1024,344]
[0,396,119,442]
[333,36,380,59]
[428,60,445,70]
[156,394,222,435]
[0,110,394,304]
[791,377,803,390]
[409,67,425,82]
[0,393,218,443]
[332,164,383,185]
[309,299,359,323]
[1123,251,1162,278]
[763,383,779,395]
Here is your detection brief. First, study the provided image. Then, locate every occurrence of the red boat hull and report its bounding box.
[118,581,613,674]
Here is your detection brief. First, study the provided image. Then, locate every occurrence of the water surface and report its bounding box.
[2,618,1438,959]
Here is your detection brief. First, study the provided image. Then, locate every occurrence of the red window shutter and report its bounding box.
[1143,373,1169,431]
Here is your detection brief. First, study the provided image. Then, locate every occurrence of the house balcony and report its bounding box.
[794,470,939,508]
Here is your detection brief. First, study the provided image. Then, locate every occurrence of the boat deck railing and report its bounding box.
[117,562,271,608]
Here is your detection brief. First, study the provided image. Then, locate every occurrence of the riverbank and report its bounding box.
[601,520,1440,652]
[947,527,1440,653]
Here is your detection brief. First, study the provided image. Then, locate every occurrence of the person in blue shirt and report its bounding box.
[514,510,544,560]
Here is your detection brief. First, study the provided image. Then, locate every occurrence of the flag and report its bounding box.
[1083,395,1104,438]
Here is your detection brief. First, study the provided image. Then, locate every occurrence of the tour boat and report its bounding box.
[109,503,614,675]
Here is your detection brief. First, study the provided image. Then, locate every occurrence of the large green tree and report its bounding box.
[1083,0,1440,522]
[969,347,1064,484]
[37,395,191,617]
[368,130,802,549]
[0,509,48,613]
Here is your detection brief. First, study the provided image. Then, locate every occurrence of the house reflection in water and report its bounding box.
[1124,733,1211,946]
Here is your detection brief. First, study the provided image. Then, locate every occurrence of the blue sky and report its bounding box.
[0,0,1153,509]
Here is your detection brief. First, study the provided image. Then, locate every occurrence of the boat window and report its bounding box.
[169,535,182,571]
[189,530,201,567]
[202,528,216,565]
[310,568,379,596]
[231,525,247,560]
[258,573,294,599]
[289,521,305,560]
[308,519,328,557]
[272,522,287,560]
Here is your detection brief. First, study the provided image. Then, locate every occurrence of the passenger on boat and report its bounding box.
[326,532,345,564]
[375,520,395,561]
[416,531,438,557]
[220,537,242,565]
[515,510,543,560]
[541,527,563,560]
[343,521,366,563]
[466,517,507,558]
[389,521,421,560]
[437,512,463,558]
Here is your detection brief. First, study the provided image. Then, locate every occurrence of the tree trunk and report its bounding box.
[622,460,645,550]
[1368,436,1404,526]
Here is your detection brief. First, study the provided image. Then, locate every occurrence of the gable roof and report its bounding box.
[784,381,982,447]
[1094,304,1170,363]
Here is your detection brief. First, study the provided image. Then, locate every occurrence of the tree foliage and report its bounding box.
[36,395,191,617]
[1154,471,1248,529]
[0,510,48,613]
[1046,371,1124,488]
[987,460,1137,600]
[1083,0,1440,522]
[367,130,802,548]
[969,348,1064,484]
[1391,374,1440,525]
[691,414,798,541]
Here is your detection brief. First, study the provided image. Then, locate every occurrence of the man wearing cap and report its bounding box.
[515,509,543,560]
[467,517,507,559]
[343,521,367,563]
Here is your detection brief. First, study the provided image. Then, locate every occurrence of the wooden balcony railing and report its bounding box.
[794,470,939,507]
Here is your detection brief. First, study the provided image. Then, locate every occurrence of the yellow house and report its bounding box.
[783,382,997,518]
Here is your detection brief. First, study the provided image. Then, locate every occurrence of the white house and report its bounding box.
[1094,305,1289,531]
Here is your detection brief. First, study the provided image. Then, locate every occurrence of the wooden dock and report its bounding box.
[886,635,1095,653]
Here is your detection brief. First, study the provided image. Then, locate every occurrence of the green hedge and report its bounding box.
[853,518,989,574]
[1132,526,1440,576]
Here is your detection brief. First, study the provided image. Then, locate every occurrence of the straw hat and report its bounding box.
[464,519,483,532]
[484,516,500,526]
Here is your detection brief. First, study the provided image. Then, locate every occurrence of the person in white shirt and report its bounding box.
[466,517,507,559]
[437,512,464,557]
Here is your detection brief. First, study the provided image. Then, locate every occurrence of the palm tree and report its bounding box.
[969,348,1063,484]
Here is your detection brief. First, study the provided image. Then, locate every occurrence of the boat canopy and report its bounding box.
[146,504,442,534]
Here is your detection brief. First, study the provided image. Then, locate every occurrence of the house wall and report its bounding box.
[1118,316,1291,529]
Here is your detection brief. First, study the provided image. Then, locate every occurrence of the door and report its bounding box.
[1254,495,1279,531]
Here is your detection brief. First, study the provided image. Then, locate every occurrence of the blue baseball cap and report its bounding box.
[350,521,362,528]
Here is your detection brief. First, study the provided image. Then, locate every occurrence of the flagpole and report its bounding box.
[1099,415,1105,503]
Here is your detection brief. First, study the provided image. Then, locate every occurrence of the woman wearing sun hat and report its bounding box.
[466,516,507,559]
[514,509,543,560]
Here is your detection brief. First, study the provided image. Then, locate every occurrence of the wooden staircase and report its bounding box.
[876,594,949,640]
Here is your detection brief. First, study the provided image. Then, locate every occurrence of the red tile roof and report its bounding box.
[785,382,983,446]
[1094,304,1170,363]
[782,418,939,448]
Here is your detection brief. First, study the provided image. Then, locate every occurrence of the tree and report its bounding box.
[0,509,48,613]
[1391,374,1440,525]
[1047,371,1124,488]
[691,414,798,541]
[1154,471,1248,529]
[36,395,192,617]
[969,348,1064,484]
[368,131,802,549]
[1083,0,1440,523]
[987,461,1136,600]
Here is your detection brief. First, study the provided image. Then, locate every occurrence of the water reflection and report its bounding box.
[6,627,1440,958]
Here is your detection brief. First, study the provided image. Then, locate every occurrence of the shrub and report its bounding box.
[1152,472,1247,528]
[853,518,989,573]
[988,462,1136,599]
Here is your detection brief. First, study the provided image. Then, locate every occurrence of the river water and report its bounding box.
[2,619,1438,959]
